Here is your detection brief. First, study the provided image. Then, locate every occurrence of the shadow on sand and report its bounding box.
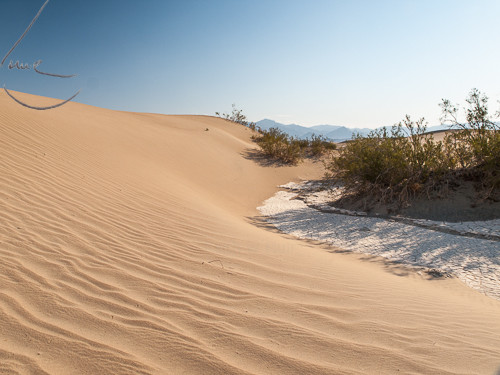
[246,212,454,282]
[240,148,290,167]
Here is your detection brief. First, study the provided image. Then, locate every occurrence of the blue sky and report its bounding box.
[0,0,499,128]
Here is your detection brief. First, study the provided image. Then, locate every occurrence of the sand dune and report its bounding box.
[1,91,500,374]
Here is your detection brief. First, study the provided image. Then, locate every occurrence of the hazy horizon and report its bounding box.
[1,0,499,128]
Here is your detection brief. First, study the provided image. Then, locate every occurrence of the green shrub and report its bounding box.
[295,138,311,150]
[217,105,336,164]
[440,89,500,195]
[253,127,304,164]
[252,129,337,164]
[327,117,455,203]
[309,134,337,157]
[326,89,499,204]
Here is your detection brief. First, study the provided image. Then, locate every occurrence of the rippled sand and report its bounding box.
[258,183,500,300]
[1,91,500,374]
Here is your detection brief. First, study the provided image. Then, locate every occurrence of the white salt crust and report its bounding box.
[258,181,500,300]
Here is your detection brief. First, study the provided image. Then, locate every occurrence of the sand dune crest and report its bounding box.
[1,91,499,374]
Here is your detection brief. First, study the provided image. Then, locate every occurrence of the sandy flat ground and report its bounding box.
[1,91,500,374]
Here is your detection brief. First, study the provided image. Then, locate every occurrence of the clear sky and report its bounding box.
[1,0,499,128]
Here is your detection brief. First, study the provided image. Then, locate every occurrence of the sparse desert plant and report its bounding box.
[326,89,500,205]
[253,127,304,164]
[295,138,310,151]
[326,117,455,204]
[252,129,338,164]
[217,106,336,164]
[440,89,500,196]
[252,130,337,164]
[309,134,337,157]
[216,104,257,129]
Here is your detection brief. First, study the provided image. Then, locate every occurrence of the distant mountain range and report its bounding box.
[255,119,449,142]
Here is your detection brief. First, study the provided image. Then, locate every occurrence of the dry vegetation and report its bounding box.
[218,90,499,207]
[216,104,336,164]
[326,89,500,207]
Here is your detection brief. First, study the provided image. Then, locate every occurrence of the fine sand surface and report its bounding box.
[258,183,500,300]
[1,91,500,375]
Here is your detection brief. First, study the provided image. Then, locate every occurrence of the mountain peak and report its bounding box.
[255,119,369,141]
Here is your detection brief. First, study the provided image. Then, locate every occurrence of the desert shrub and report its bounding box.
[217,105,336,164]
[440,89,500,196]
[252,129,337,164]
[253,127,304,164]
[215,106,302,163]
[326,117,456,204]
[309,134,337,157]
[326,89,499,205]
[295,139,311,150]
[216,104,257,129]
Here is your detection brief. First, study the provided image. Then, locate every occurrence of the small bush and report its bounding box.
[253,127,304,164]
[215,104,257,129]
[217,105,336,164]
[309,134,337,157]
[216,105,304,163]
[295,138,311,150]
[252,129,337,164]
[440,88,500,195]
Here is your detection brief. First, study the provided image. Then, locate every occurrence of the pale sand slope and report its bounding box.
[0,92,499,375]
